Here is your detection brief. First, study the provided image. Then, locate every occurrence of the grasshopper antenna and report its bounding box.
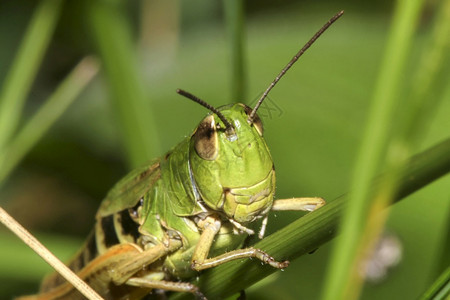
[248,10,344,124]
[176,89,235,135]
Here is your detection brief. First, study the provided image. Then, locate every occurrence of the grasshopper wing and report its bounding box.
[97,158,162,217]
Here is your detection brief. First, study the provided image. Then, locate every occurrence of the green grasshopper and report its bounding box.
[19,11,343,300]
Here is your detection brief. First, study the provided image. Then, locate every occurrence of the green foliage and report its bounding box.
[0,0,63,155]
[0,1,448,299]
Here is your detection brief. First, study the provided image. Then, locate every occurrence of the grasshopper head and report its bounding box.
[178,10,346,227]
[189,103,275,224]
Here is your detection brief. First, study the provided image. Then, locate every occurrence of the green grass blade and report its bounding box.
[324,1,450,298]
[405,0,450,141]
[0,57,99,184]
[321,1,426,299]
[0,0,64,151]
[171,137,450,299]
[356,2,450,298]
[87,0,161,168]
[419,266,450,300]
[223,0,246,101]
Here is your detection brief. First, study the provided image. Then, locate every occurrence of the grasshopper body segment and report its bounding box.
[25,104,280,300]
[18,11,344,300]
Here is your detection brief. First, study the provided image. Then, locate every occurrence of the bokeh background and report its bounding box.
[0,0,449,299]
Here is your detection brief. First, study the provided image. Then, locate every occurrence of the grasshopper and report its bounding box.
[18,11,343,300]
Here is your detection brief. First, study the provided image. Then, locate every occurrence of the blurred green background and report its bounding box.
[0,0,448,299]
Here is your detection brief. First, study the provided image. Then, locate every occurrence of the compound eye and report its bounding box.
[193,115,218,160]
[243,105,264,136]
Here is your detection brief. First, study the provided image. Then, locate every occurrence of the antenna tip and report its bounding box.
[335,10,345,20]
[176,88,189,97]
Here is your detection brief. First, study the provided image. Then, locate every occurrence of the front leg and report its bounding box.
[257,197,325,239]
[272,197,325,212]
[191,215,289,271]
